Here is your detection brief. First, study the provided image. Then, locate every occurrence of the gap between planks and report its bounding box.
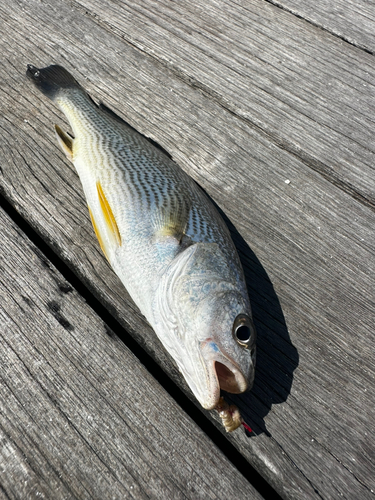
[1,1,375,498]
[0,192,282,500]
[262,0,375,54]
[0,200,264,500]
[69,0,375,209]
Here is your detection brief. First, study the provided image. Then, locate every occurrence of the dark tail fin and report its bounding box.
[26,65,81,100]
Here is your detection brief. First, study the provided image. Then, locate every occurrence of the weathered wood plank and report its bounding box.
[1,1,375,499]
[0,206,261,500]
[69,0,375,207]
[267,0,375,53]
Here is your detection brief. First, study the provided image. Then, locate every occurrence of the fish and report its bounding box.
[26,64,256,425]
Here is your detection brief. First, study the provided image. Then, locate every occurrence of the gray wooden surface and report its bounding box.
[0,206,261,500]
[71,0,375,207]
[1,0,375,499]
[267,0,375,53]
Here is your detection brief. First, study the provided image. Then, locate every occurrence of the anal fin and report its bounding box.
[87,183,122,262]
[97,181,122,247]
[55,124,74,161]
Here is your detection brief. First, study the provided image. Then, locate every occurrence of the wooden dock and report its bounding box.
[1,0,374,498]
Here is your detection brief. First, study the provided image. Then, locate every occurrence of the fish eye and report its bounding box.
[233,314,256,349]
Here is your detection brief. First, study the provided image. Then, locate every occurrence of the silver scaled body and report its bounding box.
[27,65,256,410]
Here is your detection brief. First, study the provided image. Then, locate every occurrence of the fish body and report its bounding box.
[27,65,256,412]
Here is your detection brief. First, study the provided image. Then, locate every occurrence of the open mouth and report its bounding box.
[215,361,244,393]
[181,339,251,410]
[214,360,248,394]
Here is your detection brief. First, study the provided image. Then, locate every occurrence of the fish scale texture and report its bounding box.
[28,65,255,411]
[64,91,243,301]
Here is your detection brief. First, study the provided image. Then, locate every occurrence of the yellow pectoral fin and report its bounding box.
[96,181,122,247]
[55,124,74,161]
[152,198,192,244]
[155,224,183,241]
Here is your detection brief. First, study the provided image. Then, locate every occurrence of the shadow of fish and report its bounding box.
[26,64,256,419]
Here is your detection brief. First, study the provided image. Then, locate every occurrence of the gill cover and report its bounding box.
[152,242,255,410]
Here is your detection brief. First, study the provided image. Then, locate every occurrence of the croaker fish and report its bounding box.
[26,65,256,428]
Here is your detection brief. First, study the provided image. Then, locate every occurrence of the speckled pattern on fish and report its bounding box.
[26,64,256,414]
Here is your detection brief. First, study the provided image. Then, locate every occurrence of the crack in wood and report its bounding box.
[262,0,374,54]
[0,192,282,499]
[72,1,375,211]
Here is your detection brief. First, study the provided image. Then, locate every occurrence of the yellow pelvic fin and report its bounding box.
[88,206,109,262]
[96,181,122,247]
[55,124,74,161]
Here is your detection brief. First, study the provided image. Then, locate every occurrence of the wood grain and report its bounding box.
[69,0,375,207]
[1,0,375,499]
[0,206,261,500]
[267,0,375,53]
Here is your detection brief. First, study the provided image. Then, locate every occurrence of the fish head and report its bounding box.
[153,243,256,410]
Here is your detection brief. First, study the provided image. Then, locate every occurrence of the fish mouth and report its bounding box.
[196,340,250,410]
[202,358,249,410]
[215,361,248,394]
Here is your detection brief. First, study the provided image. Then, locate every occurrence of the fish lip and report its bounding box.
[197,339,250,410]
[176,361,219,410]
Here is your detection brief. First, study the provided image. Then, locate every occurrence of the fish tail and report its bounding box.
[26,65,82,101]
